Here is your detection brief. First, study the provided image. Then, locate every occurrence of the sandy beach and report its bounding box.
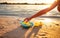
[0,16,60,38]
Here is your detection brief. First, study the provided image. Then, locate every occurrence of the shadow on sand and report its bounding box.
[0,25,42,38]
[26,26,42,38]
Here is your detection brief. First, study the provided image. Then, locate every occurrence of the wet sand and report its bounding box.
[0,16,60,38]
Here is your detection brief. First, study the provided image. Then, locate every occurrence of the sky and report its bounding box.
[0,0,55,3]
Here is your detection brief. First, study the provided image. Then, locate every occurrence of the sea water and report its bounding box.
[0,4,60,17]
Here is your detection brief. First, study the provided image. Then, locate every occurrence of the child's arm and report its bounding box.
[24,1,58,22]
[29,1,58,19]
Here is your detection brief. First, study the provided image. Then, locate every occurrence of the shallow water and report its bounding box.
[0,4,60,17]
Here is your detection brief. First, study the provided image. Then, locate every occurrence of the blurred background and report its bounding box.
[0,0,60,17]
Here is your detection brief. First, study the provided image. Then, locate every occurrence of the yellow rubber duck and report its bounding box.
[34,21,43,27]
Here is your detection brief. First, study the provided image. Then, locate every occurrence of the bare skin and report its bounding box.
[24,0,60,22]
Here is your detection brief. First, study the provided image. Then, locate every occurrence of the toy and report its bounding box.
[20,20,33,29]
[34,22,43,27]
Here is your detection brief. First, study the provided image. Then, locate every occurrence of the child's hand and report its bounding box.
[24,18,31,22]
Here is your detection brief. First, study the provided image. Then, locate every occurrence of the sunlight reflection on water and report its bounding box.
[0,4,60,17]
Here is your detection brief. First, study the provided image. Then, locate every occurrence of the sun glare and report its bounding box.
[44,0,55,3]
[43,18,52,23]
[26,0,35,3]
[6,0,55,3]
[26,0,55,3]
